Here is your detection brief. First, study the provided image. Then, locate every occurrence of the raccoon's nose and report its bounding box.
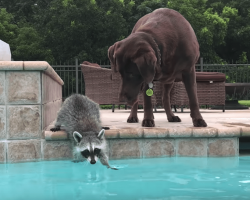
[90,160,96,164]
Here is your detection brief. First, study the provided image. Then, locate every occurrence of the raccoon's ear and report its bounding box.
[97,129,105,139]
[73,131,82,143]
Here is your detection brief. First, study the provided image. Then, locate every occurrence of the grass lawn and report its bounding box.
[238,100,250,107]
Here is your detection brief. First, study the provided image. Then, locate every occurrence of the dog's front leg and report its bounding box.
[127,101,139,123]
[163,83,181,122]
[142,85,155,127]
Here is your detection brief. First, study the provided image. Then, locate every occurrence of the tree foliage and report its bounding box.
[0,0,249,63]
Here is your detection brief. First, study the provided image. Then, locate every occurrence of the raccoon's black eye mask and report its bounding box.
[81,148,101,158]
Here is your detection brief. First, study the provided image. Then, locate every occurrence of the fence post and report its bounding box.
[75,58,78,94]
[200,57,203,72]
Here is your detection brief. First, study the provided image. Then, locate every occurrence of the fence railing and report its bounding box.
[52,58,250,100]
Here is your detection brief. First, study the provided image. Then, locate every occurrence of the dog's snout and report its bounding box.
[90,160,96,164]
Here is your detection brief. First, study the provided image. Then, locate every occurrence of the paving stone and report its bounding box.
[217,127,241,137]
[241,127,250,137]
[143,128,168,138]
[119,128,143,138]
[105,129,119,138]
[0,61,23,70]
[192,127,217,137]
[168,127,192,137]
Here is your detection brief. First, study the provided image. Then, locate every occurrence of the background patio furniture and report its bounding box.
[170,72,226,112]
[81,64,226,112]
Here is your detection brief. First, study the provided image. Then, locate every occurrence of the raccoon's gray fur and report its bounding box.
[51,94,117,170]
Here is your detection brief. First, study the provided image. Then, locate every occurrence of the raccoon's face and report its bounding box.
[81,146,101,164]
[73,129,105,164]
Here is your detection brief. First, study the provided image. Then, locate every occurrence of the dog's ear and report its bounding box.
[132,49,157,84]
[108,44,118,73]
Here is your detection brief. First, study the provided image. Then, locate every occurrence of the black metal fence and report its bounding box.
[52,58,250,100]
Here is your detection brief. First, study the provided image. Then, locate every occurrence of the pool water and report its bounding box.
[1,157,250,200]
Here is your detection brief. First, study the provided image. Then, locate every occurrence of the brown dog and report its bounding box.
[108,8,207,127]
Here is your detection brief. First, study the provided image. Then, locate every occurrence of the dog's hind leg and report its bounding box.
[163,83,181,122]
[182,67,207,127]
[127,101,139,123]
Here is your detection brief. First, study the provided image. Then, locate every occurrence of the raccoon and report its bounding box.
[50,94,117,170]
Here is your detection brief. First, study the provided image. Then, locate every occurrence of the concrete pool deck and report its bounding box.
[100,108,250,136]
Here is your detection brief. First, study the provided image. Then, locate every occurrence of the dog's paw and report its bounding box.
[127,116,139,123]
[142,119,155,127]
[50,127,60,132]
[168,116,181,122]
[193,119,207,127]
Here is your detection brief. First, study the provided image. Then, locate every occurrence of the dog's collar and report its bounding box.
[151,37,162,68]
[146,37,161,96]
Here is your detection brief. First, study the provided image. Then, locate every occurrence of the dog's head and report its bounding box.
[108,34,158,105]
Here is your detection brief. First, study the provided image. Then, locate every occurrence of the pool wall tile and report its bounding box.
[176,138,208,157]
[208,138,239,157]
[42,99,62,130]
[42,140,73,160]
[7,140,41,163]
[42,73,62,104]
[142,139,175,158]
[0,72,5,104]
[6,72,41,104]
[109,139,143,159]
[7,105,41,139]
[0,106,6,139]
[0,142,6,163]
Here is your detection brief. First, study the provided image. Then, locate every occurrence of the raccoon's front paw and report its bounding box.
[50,127,61,132]
[107,166,118,170]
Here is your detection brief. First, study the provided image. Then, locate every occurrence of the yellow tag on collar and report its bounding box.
[146,88,153,96]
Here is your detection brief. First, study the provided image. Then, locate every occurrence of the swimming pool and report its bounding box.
[1,157,249,200]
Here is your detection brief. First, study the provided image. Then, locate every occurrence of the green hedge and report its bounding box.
[238,100,250,107]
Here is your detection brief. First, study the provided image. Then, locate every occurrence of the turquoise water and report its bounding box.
[0,157,250,200]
